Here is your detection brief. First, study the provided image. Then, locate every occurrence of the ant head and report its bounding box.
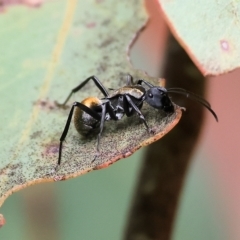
[145,87,174,113]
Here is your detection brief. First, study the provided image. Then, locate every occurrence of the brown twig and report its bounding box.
[124,34,206,239]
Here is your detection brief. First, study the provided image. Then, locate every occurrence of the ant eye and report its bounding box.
[148,93,153,98]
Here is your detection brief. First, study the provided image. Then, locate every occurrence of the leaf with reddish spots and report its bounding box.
[0,0,182,220]
[158,0,240,75]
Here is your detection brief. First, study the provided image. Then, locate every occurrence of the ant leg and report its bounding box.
[60,76,109,106]
[105,101,119,120]
[58,101,101,166]
[124,95,150,132]
[122,95,135,117]
[136,79,154,88]
[167,88,211,107]
[126,74,134,86]
[96,103,107,152]
[92,103,107,162]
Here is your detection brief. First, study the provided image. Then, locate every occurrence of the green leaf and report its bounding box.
[158,0,240,75]
[0,0,182,209]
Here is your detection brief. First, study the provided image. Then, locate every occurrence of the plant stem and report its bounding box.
[124,34,206,240]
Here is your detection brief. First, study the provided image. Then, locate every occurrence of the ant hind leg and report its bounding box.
[58,101,101,166]
[59,76,109,106]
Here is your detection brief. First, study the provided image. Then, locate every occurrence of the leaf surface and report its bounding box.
[0,0,182,208]
[158,0,240,75]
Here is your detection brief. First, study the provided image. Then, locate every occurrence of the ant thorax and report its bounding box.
[105,111,124,121]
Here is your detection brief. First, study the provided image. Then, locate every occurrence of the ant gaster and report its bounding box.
[57,74,218,165]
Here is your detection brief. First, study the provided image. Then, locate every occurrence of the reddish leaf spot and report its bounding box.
[43,143,59,157]
[0,0,42,12]
[86,22,96,28]
[220,40,229,51]
[35,99,57,111]
[96,0,104,3]
[0,214,6,228]
[53,175,66,181]
[122,151,133,158]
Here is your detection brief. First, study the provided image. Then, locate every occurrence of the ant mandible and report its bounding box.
[57,74,218,165]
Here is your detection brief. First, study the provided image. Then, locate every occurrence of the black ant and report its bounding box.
[57,74,218,165]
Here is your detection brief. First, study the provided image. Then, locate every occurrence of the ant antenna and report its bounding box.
[167,88,218,122]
